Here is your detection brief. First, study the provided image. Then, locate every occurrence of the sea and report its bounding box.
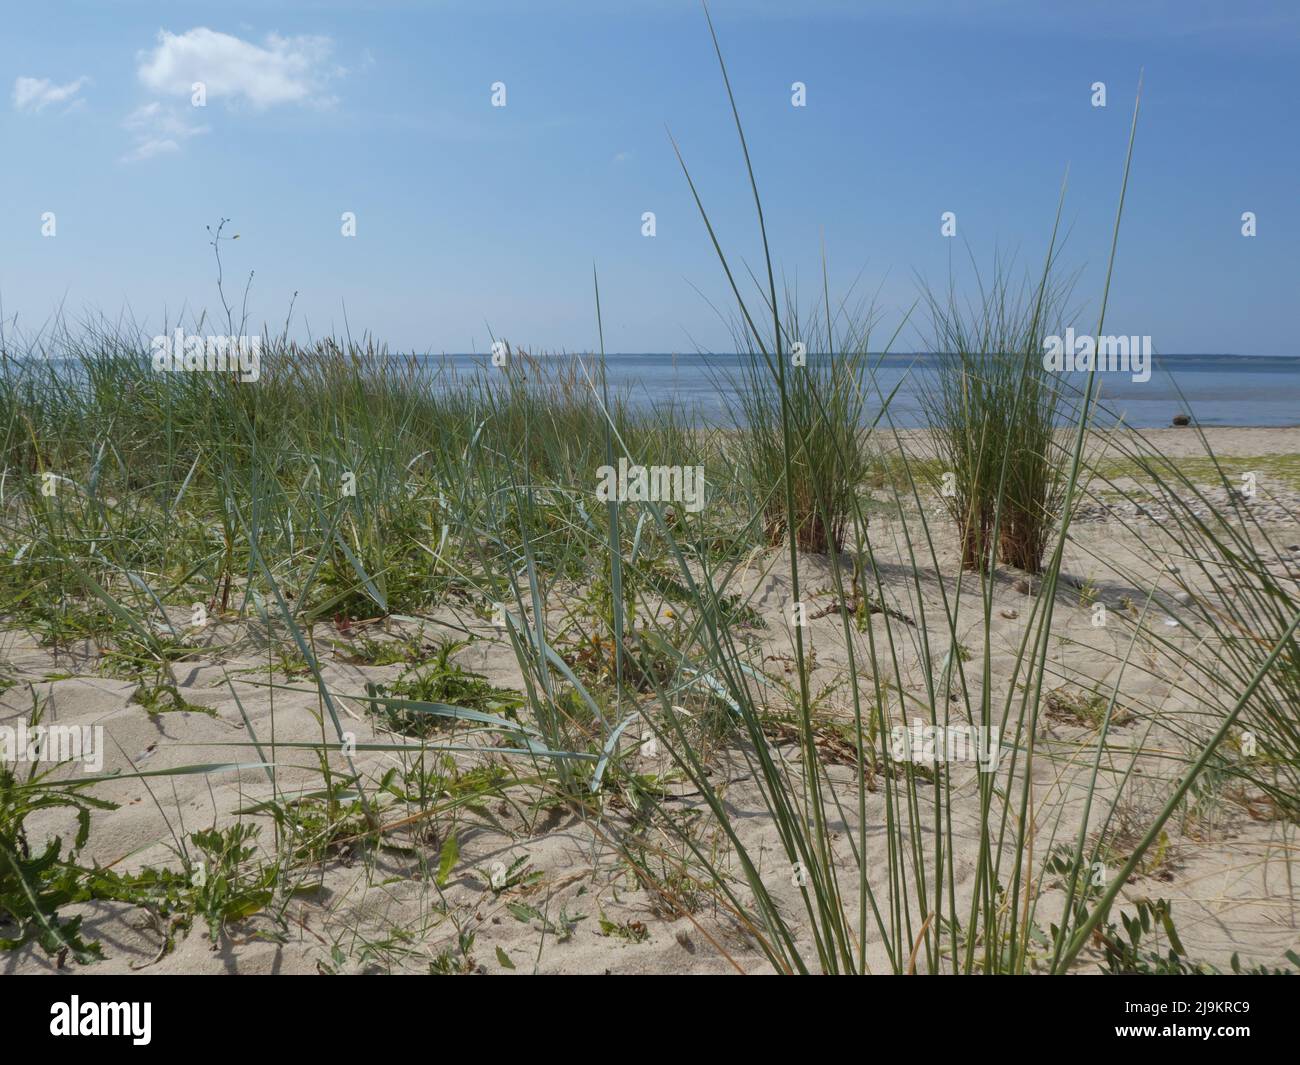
[437,352,1300,428]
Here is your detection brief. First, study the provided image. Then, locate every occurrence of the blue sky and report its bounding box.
[1,1,1296,355]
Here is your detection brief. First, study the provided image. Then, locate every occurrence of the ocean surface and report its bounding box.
[437,352,1300,428]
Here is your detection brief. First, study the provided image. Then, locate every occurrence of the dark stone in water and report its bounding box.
[1171,412,1191,426]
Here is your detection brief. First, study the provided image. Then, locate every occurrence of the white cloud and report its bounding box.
[12,75,89,113]
[120,101,209,163]
[136,27,337,108]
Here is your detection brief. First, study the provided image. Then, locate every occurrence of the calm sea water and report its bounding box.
[437,352,1300,428]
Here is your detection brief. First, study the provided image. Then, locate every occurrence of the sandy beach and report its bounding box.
[5,424,1296,976]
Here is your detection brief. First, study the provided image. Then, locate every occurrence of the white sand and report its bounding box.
[3,430,1298,975]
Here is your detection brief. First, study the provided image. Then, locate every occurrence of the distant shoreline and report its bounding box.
[886,425,1300,458]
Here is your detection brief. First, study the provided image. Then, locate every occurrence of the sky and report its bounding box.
[1,0,1297,356]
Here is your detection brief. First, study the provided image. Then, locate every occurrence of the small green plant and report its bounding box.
[0,759,116,963]
[186,824,279,941]
[64,824,283,956]
[1043,893,1300,975]
[428,929,477,974]
[598,912,650,943]
[260,786,374,864]
[505,899,586,943]
[97,634,201,681]
[339,629,427,666]
[274,649,312,679]
[131,682,212,716]
[1096,899,1206,974]
[1044,686,1134,729]
[476,854,542,896]
[366,640,524,737]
